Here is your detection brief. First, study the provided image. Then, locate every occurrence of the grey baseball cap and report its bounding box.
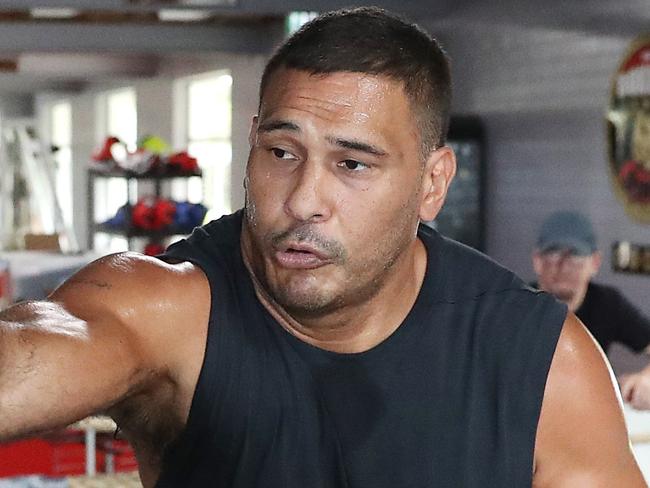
[537,211,597,256]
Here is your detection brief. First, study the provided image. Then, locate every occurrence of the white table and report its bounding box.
[625,404,650,482]
[69,417,118,477]
[1,250,102,302]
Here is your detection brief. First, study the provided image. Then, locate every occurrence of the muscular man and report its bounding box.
[1,8,645,487]
[533,210,650,410]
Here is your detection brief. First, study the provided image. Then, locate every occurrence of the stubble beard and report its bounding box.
[244,205,349,317]
[244,203,418,321]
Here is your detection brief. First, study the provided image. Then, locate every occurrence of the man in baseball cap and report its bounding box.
[533,210,650,408]
[533,211,600,312]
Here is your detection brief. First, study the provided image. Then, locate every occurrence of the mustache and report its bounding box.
[269,225,347,261]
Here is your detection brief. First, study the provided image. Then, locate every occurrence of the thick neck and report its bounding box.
[241,227,428,354]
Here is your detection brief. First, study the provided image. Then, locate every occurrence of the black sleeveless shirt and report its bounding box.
[155,211,566,488]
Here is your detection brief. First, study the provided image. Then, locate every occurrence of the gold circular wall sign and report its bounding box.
[607,35,650,223]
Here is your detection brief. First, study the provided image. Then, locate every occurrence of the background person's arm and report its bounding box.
[0,252,197,441]
[533,314,646,487]
[621,367,650,410]
[613,290,650,410]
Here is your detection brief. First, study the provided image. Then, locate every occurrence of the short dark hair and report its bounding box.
[259,7,452,158]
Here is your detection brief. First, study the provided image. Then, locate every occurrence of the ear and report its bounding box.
[248,115,259,147]
[589,251,602,276]
[419,146,457,222]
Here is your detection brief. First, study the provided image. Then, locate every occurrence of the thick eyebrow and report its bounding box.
[326,136,388,157]
[257,119,388,157]
[257,119,300,133]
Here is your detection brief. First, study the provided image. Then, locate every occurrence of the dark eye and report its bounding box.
[339,159,369,172]
[271,148,297,160]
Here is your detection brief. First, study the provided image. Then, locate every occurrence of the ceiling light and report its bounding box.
[30,8,79,19]
[158,9,213,22]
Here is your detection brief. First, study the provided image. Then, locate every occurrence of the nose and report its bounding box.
[284,159,332,223]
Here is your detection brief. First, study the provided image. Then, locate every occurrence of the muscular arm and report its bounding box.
[0,252,209,442]
[533,313,646,487]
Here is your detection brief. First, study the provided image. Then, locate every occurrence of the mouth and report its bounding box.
[550,289,574,302]
[274,242,332,269]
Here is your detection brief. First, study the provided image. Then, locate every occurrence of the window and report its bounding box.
[98,87,138,152]
[48,100,72,229]
[94,87,137,251]
[175,71,232,221]
[286,11,318,35]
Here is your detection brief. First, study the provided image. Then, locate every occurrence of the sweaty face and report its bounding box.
[242,69,427,319]
[533,250,599,312]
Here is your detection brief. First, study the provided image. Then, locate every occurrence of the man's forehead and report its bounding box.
[256,68,421,159]
[259,68,406,113]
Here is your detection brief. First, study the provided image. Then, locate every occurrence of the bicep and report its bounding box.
[533,314,646,487]
[0,254,166,440]
[0,299,148,440]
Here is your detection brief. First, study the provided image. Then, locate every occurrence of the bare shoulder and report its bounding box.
[54,251,206,302]
[533,313,646,487]
[57,252,211,451]
[53,251,209,324]
[52,251,211,374]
